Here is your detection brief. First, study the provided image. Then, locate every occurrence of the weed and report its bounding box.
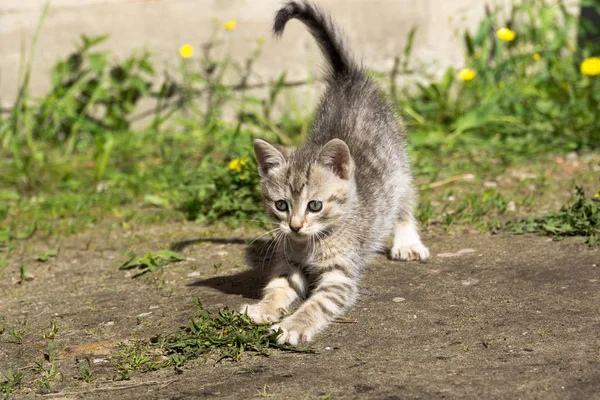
[18,265,33,284]
[77,358,95,383]
[42,321,59,340]
[114,341,162,380]
[213,262,223,274]
[34,249,58,262]
[257,384,272,397]
[155,299,313,365]
[33,341,62,393]
[120,250,185,277]
[8,322,27,344]
[0,369,24,398]
[113,299,312,379]
[508,187,600,245]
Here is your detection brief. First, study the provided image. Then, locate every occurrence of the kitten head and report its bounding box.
[254,138,356,241]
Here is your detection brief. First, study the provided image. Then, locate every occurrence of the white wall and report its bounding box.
[0,0,534,106]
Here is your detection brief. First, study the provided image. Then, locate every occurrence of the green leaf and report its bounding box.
[143,195,171,208]
[35,249,58,262]
[120,250,185,274]
[0,190,20,201]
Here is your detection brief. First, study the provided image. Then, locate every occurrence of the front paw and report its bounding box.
[390,243,430,261]
[240,303,285,324]
[271,319,314,346]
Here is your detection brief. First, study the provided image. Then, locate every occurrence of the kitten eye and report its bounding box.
[275,200,288,212]
[307,200,323,212]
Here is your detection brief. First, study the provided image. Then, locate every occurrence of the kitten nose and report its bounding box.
[290,225,301,233]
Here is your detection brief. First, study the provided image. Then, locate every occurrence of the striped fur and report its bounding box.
[241,1,429,346]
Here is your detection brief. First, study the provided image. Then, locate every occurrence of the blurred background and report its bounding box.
[0,0,598,239]
[2,0,503,104]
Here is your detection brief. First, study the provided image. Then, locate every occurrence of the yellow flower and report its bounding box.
[458,68,476,81]
[496,27,516,42]
[595,189,600,198]
[179,44,193,59]
[223,20,236,31]
[533,53,541,61]
[580,57,600,76]
[228,158,246,173]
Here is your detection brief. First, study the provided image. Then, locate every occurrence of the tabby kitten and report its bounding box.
[241,0,429,345]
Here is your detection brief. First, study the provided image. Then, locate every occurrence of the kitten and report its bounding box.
[241,0,429,346]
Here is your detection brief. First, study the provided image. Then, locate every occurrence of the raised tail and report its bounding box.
[273,1,360,80]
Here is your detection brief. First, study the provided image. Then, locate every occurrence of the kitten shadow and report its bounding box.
[174,237,276,300]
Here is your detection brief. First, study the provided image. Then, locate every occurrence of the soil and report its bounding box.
[1,222,599,399]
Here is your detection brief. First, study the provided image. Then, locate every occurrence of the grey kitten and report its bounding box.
[241,0,429,346]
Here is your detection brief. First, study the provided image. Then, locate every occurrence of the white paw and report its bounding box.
[390,243,430,261]
[240,303,284,324]
[271,319,314,346]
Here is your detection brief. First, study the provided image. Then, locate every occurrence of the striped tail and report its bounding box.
[273,1,361,80]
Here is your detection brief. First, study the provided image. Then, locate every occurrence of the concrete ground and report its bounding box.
[1,222,599,399]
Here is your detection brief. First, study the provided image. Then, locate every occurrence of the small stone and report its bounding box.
[447,195,455,201]
[566,151,578,161]
[461,278,479,286]
[437,248,476,258]
[136,312,152,318]
[325,346,332,350]
[216,251,228,257]
[96,182,109,192]
[393,297,406,303]
[92,358,107,364]
[483,181,497,188]
[506,201,516,212]
[149,305,160,309]
[187,271,201,278]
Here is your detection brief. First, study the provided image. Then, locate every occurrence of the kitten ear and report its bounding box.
[253,138,287,175]
[317,139,354,180]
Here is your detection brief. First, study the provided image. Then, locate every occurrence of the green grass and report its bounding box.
[77,359,95,383]
[0,369,24,399]
[120,250,186,278]
[509,187,600,245]
[114,299,312,379]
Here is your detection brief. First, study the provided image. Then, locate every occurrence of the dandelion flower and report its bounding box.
[532,53,541,61]
[595,189,600,198]
[580,57,600,76]
[179,44,193,59]
[496,27,516,42]
[224,20,236,31]
[458,68,476,81]
[229,158,246,173]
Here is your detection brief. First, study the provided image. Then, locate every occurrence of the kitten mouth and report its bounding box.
[287,231,309,241]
